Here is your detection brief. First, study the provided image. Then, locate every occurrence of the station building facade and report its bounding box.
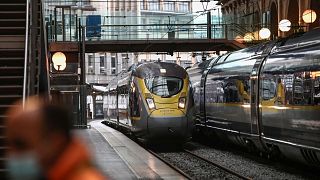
[85,0,195,86]
[84,0,195,119]
[219,0,320,40]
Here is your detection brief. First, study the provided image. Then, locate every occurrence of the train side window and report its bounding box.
[261,78,276,101]
[260,59,288,105]
[197,60,209,69]
[206,59,254,104]
[128,64,137,72]
[206,58,217,70]
[314,75,320,105]
[260,48,320,106]
[224,80,240,102]
[224,45,259,63]
[215,54,229,64]
[223,79,250,103]
[224,52,250,62]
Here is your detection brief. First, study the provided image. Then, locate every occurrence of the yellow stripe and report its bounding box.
[131,116,141,121]
[207,102,320,110]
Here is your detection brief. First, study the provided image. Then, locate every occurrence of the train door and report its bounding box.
[117,72,131,126]
[107,82,118,124]
[94,95,104,119]
[117,87,124,125]
[116,86,119,125]
[199,76,205,123]
[118,86,129,126]
[250,57,265,135]
[124,87,130,126]
[200,59,218,124]
[187,60,210,125]
[129,77,141,127]
[106,90,110,119]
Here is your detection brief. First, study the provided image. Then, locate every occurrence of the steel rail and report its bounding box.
[183,149,252,180]
[102,122,248,179]
[146,149,193,180]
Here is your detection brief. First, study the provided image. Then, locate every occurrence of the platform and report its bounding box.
[77,120,185,180]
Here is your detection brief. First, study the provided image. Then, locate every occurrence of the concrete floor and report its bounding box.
[76,120,186,180]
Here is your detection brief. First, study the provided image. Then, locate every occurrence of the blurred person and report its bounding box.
[5,97,105,180]
[235,80,250,102]
[276,78,286,105]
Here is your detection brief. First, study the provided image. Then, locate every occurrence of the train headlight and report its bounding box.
[146,98,156,109]
[178,97,186,109]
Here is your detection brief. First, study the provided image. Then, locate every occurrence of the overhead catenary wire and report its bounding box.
[45,0,217,3]
[157,3,220,40]
[44,0,220,13]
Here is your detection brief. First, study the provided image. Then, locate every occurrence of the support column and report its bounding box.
[299,0,310,31]
[298,0,303,26]
[191,55,197,65]
[277,0,283,37]
[207,11,212,39]
[134,53,139,64]
[92,93,96,119]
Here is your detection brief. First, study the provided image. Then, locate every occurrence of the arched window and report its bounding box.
[270,2,278,39]
[309,0,320,29]
[287,0,299,35]
[96,95,103,101]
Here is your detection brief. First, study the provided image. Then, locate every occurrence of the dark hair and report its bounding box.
[41,104,73,140]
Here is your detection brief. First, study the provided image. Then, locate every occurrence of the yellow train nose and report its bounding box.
[150,108,185,117]
[146,115,191,142]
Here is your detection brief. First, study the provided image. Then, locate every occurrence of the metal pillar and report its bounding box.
[80,26,87,126]
[79,85,87,127]
[207,11,212,39]
[81,26,86,84]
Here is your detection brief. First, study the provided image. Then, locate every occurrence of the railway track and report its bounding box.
[147,147,252,180]
[183,149,252,180]
[104,122,319,179]
[147,149,193,180]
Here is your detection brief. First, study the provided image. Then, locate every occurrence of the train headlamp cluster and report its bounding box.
[160,69,166,74]
[146,98,156,109]
[178,97,186,109]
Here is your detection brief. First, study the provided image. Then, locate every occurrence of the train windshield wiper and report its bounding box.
[161,95,172,98]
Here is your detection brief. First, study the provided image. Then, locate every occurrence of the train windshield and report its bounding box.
[145,76,183,97]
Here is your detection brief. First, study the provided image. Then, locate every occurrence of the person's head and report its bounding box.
[5,96,72,179]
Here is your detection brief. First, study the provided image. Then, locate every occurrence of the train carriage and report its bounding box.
[105,62,194,143]
[189,28,320,166]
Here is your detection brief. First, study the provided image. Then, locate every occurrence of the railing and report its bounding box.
[47,23,231,42]
[23,0,51,106]
[40,0,51,97]
[94,24,224,40]
[45,14,265,42]
[23,0,31,108]
[140,1,190,13]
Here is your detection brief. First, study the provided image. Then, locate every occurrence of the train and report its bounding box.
[104,62,194,143]
[188,28,320,166]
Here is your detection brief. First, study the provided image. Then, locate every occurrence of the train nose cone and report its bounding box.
[147,110,191,142]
